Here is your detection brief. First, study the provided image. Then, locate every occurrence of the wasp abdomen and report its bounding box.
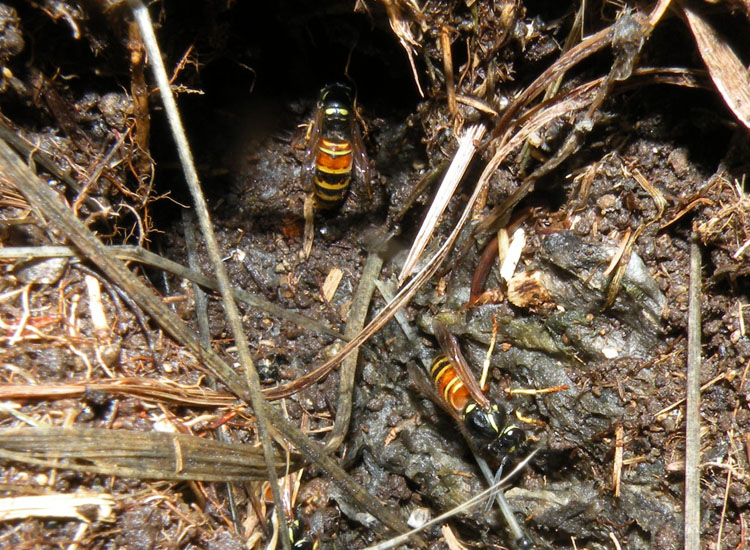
[430,354,472,411]
[313,137,353,209]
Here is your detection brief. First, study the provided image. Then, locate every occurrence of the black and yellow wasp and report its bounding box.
[263,471,319,550]
[411,318,526,465]
[302,83,370,211]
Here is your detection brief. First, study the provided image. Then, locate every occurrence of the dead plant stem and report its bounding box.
[685,233,702,550]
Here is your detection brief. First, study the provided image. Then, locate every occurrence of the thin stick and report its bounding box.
[440,26,456,116]
[128,2,288,545]
[474,454,533,549]
[323,252,383,452]
[684,233,702,550]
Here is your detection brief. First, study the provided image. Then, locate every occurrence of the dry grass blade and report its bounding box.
[378,0,425,96]
[455,94,497,116]
[491,2,670,170]
[602,227,639,310]
[0,427,282,481]
[683,5,750,129]
[0,377,239,407]
[685,234,703,550]
[398,124,486,284]
[490,25,615,143]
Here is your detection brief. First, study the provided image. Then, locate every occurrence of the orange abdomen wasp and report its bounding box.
[416,319,526,463]
[303,83,369,211]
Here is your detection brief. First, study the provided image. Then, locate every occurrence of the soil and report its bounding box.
[0,1,749,550]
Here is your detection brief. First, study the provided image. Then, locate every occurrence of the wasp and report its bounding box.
[411,319,526,465]
[303,83,369,211]
[287,514,318,550]
[263,471,319,550]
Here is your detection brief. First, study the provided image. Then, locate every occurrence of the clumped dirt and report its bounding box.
[0,1,749,550]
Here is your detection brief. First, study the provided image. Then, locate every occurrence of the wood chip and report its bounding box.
[499,227,525,283]
[302,193,314,259]
[84,275,109,337]
[322,267,343,302]
[0,493,115,522]
[507,270,552,309]
[613,425,624,498]
[441,524,469,550]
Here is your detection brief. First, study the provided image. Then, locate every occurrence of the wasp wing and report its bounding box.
[301,107,324,192]
[432,318,492,410]
[350,117,370,185]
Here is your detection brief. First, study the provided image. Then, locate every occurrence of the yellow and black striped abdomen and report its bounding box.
[430,354,472,411]
[313,138,352,209]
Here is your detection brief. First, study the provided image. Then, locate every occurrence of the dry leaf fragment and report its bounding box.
[683,5,750,129]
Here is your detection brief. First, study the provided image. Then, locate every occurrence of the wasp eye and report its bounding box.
[464,403,506,440]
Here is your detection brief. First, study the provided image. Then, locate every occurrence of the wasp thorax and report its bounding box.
[463,402,506,440]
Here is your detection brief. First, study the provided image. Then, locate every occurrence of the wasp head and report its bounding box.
[289,514,319,550]
[487,425,527,459]
[464,402,527,460]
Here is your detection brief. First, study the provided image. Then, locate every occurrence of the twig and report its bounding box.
[474,453,533,549]
[323,252,383,452]
[685,233,702,550]
[653,370,732,418]
[440,26,456,116]
[716,464,732,550]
